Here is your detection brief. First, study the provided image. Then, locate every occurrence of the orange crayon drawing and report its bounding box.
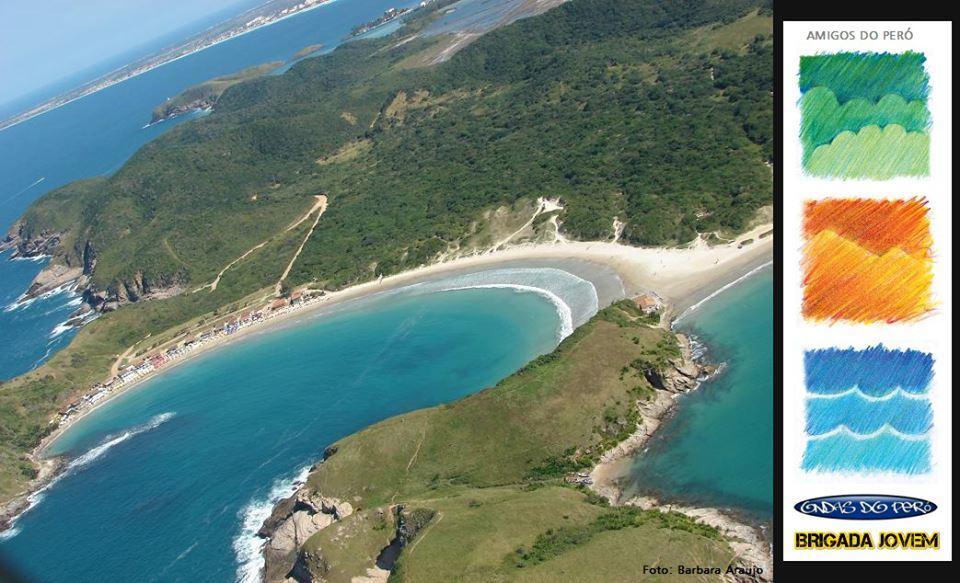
[803,198,933,323]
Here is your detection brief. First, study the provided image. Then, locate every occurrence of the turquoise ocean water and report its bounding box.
[620,267,773,519]
[0,285,564,581]
[0,0,774,578]
[0,0,424,381]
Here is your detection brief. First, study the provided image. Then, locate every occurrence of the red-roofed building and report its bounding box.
[633,294,661,314]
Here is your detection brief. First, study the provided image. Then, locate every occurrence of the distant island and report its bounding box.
[150,62,282,125]
[292,43,326,60]
[1,0,774,579]
[0,0,334,132]
[350,6,414,37]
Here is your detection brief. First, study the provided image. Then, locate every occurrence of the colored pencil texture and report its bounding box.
[802,197,933,323]
[799,52,930,178]
[803,346,933,475]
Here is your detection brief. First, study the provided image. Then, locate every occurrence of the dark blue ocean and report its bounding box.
[0,0,424,381]
[0,285,565,581]
[0,1,774,580]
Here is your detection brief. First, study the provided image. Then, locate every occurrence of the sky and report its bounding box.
[0,0,268,109]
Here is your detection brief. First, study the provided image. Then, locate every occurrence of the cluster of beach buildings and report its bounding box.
[54,290,323,427]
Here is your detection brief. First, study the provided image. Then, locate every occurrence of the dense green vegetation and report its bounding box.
[150,61,282,123]
[286,302,733,580]
[2,0,771,515]
[20,0,771,294]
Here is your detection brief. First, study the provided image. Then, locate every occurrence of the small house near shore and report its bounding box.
[633,293,662,314]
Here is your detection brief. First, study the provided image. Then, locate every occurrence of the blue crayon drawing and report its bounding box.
[803,346,933,475]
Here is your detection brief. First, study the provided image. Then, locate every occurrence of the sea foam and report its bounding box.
[1,412,176,539]
[233,465,312,583]
[408,267,599,342]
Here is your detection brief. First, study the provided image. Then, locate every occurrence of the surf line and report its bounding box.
[439,283,575,340]
[673,260,772,325]
[1,412,177,540]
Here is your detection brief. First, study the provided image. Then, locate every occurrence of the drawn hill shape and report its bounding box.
[799,51,930,178]
[803,197,931,258]
[806,124,929,179]
[799,51,930,103]
[803,229,933,323]
[800,87,929,155]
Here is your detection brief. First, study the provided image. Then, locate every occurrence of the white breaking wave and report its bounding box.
[49,321,75,339]
[673,260,772,325]
[0,412,176,540]
[405,267,600,342]
[441,283,575,340]
[807,423,930,442]
[807,386,930,402]
[67,412,177,472]
[4,280,79,312]
[233,464,312,583]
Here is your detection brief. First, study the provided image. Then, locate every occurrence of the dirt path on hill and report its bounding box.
[193,195,327,293]
[275,195,328,295]
[488,197,562,252]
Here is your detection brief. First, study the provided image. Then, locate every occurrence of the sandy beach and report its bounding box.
[40,222,773,452]
[4,224,773,535]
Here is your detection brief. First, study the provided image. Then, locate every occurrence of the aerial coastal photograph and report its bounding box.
[0,0,774,581]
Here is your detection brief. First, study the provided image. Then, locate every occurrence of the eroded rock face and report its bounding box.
[8,227,63,259]
[259,487,353,583]
[24,263,85,298]
[650,334,715,394]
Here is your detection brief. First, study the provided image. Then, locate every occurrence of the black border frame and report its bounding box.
[774,3,954,577]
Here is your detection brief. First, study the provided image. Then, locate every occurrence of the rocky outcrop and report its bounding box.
[259,487,353,583]
[646,334,716,394]
[5,223,183,315]
[624,495,772,582]
[5,227,63,259]
[24,263,85,298]
[589,332,771,582]
[150,97,215,124]
[590,333,711,500]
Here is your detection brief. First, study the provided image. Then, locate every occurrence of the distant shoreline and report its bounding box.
[0,0,340,133]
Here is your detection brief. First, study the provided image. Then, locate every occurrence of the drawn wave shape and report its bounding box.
[805,124,930,179]
[806,396,932,436]
[803,230,933,323]
[806,386,930,400]
[803,430,931,475]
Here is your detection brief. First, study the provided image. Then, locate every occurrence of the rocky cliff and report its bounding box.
[4,225,184,314]
[258,487,354,582]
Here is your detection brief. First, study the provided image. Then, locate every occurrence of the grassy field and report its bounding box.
[1,0,772,518]
[284,302,735,581]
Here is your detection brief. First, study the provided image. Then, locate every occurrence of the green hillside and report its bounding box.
[271,302,738,581]
[1,0,771,514]
[17,0,771,295]
[150,61,282,123]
